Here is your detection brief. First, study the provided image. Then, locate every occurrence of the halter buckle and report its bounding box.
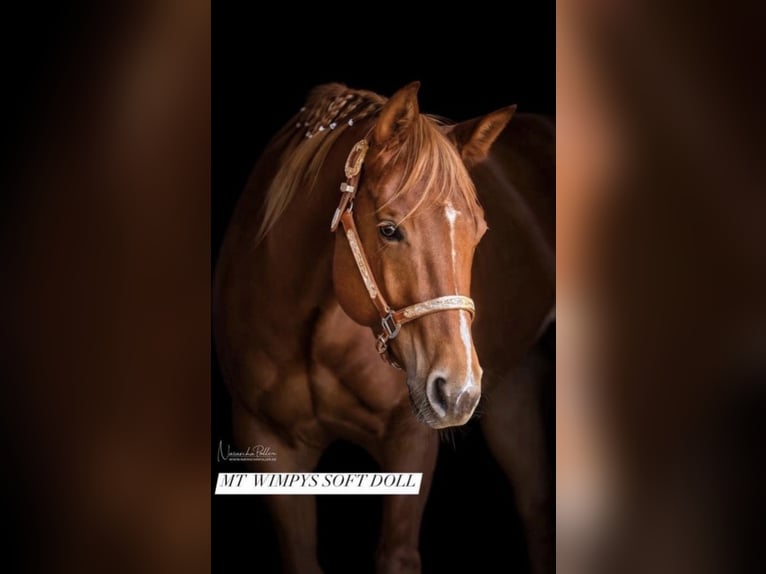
[381,312,400,340]
[375,312,400,357]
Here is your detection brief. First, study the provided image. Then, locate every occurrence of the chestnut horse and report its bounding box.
[214,83,554,573]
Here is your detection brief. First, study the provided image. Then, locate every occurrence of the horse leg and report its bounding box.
[481,356,553,574]
[375,416,438,574]
[232,401,324,574]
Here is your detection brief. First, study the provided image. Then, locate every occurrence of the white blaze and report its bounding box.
[445,202,459,294]
[445,201,478,389]
[459,310,476,387]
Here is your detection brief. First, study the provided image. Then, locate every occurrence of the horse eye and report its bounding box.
[379,223,403,241]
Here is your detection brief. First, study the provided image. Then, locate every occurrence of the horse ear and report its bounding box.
[443,105,516,167]
[373,81,421,145]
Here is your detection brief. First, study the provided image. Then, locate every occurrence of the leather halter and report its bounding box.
[330,139,476,368]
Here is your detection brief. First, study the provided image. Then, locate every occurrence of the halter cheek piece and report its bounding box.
[330,139,476,369]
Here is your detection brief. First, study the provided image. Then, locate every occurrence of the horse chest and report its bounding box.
[308,304,409,441]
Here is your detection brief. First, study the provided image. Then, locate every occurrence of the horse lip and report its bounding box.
[406,385,466,429]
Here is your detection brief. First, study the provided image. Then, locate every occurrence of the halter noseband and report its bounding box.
[330,139,476,369]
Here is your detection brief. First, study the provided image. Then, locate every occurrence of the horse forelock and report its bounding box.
[375,115,480,225]
[255,84,480,244]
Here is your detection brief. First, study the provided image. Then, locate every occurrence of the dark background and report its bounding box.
[212,5,554,573]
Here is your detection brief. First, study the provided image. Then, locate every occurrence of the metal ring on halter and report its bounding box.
[381,312,401,340]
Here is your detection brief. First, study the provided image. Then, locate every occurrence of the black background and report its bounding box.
[213,5,554,573]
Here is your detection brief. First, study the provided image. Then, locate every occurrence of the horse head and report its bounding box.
[333,82,514,428]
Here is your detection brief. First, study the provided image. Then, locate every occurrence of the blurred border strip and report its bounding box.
[3,1,210,572]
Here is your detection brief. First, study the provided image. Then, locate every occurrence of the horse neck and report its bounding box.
[260,129,363,319]
[498,114,555,253]
[480,120,555,280]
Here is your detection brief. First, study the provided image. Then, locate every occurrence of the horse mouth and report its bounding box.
[407,385,453,429]
[406,376,480,429]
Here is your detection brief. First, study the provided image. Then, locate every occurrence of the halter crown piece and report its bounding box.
[330,139,477,369]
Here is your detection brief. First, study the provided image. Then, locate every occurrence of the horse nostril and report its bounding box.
[424,372,481,426]
[433,376,448,412]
